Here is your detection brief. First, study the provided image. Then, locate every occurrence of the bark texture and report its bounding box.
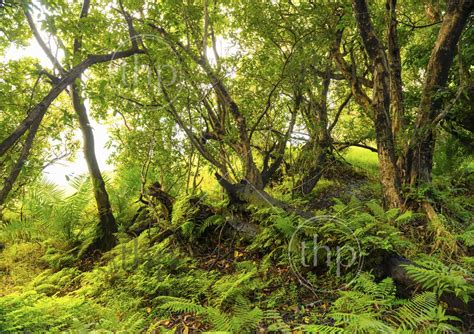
[71,0,118,252]
[386,0,405,138]
[0,117,41,206]
[296,71,333,195]
[352,0,402,208]
[72,83,117,252]
[215,173,313,219]
[407,0,474,186]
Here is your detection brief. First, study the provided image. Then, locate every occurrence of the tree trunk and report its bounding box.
[386,0,405,138]
[215,173,313,219]
[296,118,332,196]
[406,0,473,186]
[381,252,473,323]
[352,0,402,208]
[296,141,331,196]
[386,0,408,179]
[72,83,117,252]
[0,116,41,206]
[372,77,403,209]
[295,71,332,196]
[148,182,175,220]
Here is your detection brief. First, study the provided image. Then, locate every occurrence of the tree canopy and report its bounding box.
[0,0,473,332]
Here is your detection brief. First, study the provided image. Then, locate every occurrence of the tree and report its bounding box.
[0,0,143,252]
[405,0,474,186]
[331,0,473,207]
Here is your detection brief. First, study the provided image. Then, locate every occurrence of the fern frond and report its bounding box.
[212,271,255,307]
[205,307,231,331]
[404,258,473,302]
[157,297,205,314]
[199,215,225,233]
[393,291,437,330]
[330,312,394,333]
[366,200,386,220]
[229,296,263,332]
[296,324,344,333]
[264,310,291,332]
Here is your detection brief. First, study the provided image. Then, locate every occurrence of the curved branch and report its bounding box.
[23,6,66,74]
[0,48,144,158]
[334,141,378,153]
[329,93,352,133]
[0,116,41,206]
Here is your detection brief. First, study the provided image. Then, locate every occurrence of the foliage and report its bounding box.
[404,256,474,303]
[299,274,461,334]
[1,177,93,244]
[0,0,473,332]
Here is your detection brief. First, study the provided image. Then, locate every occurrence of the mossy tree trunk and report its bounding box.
[71,83,117,252]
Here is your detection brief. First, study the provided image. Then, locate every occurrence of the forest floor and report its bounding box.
[0,148,472,333]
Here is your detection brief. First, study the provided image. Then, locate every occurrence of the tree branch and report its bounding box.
[23,6,66,75]
[0,48,144,157]
[329,92,352,133]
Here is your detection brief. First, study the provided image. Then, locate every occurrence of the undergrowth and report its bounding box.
[0,171,472,333]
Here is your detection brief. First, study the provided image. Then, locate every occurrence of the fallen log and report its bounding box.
[381,252,473,325]
[215,173,313,219]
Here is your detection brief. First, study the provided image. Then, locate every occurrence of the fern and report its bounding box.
[332,274,395,315]
[228,296,263,332]
[263,310,291,332]
[159,298,206,314]
[0,176,95,244]
[302,274,461,333]
[331,312,394,333]
[458,224,474,247]
[199,214,225,233]
[158,295,263,332]
[296,324,345,333]
[393,291,461,333]
[203,307,231,331]
[403,257,474,303]
[212,270,256,307]
[366,200,387,220]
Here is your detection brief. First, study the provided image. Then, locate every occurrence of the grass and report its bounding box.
[343,146,379,177]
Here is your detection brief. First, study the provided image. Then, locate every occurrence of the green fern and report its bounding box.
[263,310,291,332]
[158,295,263,332]
[228,295,263,332]
[403,257,474,303]
[392,291,461,333]
[458,224,474,247]
[296,324,345,333]
[158,297,206,314]
[212,270,256,307]
[331,312,394,333]
[301,274,461,333]
[199,214,225,233]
